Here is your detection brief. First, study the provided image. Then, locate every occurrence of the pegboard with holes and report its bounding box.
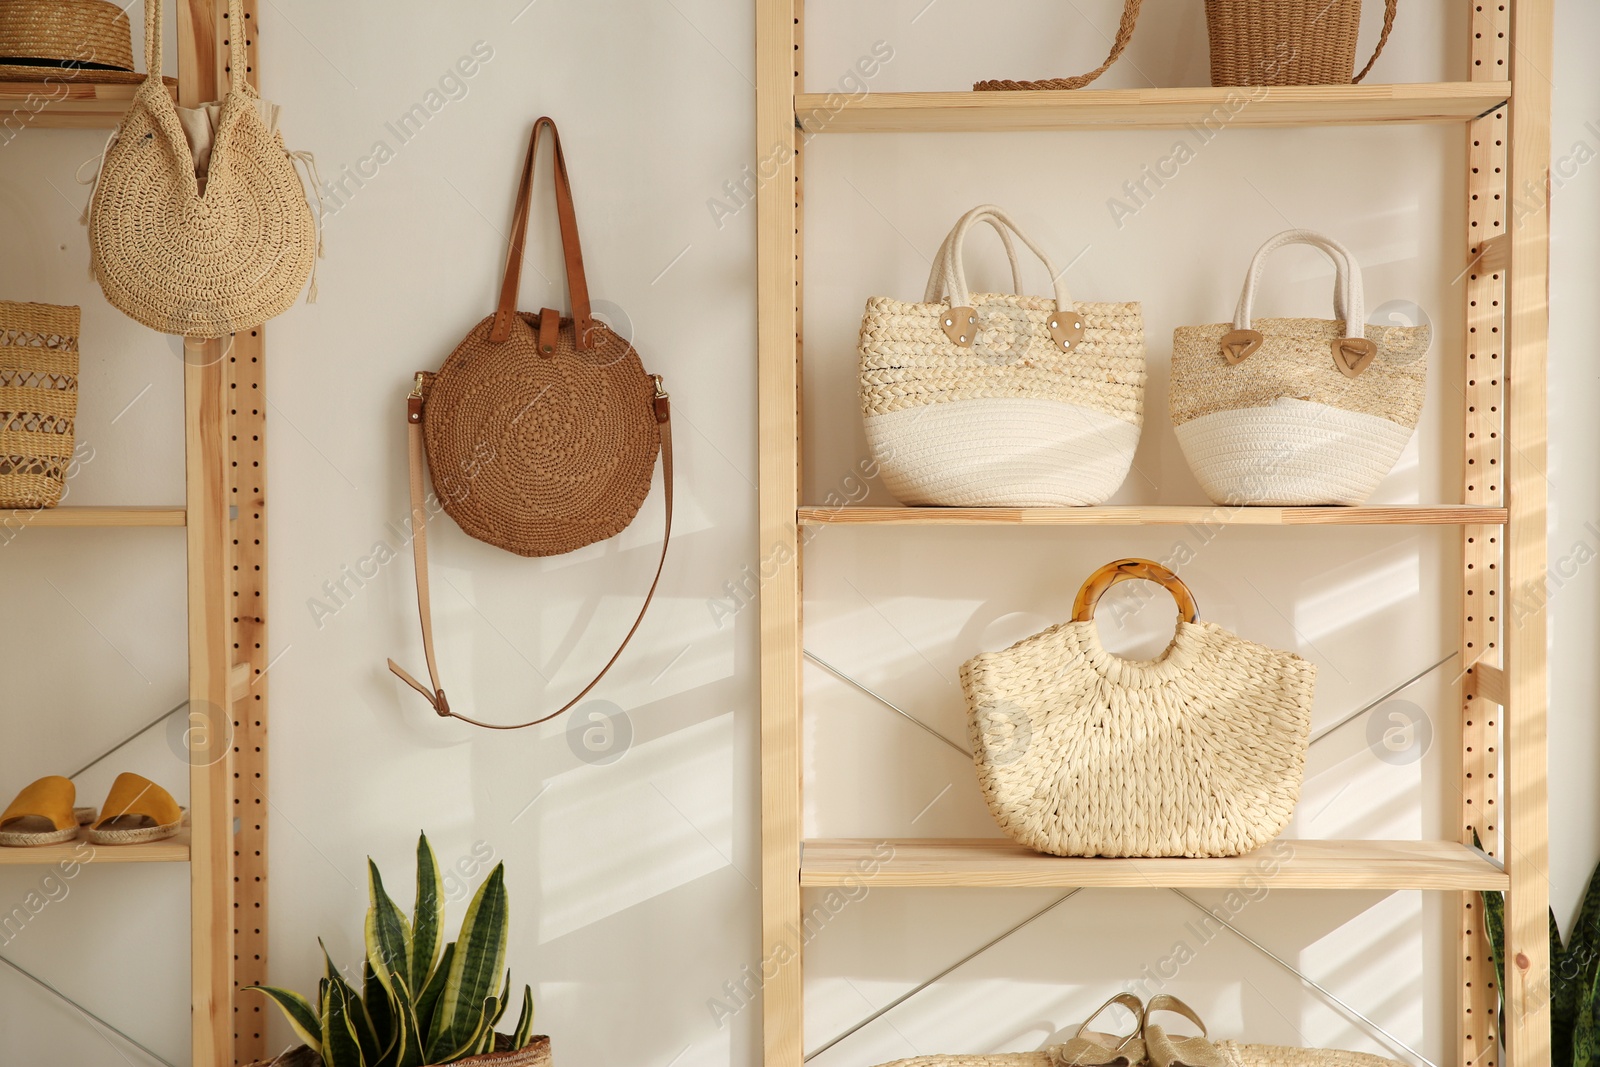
[216,2,270,1064]
[1460,4,1511,1065]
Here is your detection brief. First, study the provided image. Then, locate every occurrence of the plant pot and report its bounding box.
[247,1035,552,1067]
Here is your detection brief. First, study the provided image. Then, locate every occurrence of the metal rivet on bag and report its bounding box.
[944,318,953,326]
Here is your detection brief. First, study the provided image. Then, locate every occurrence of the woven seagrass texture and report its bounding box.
[1170,318,1429,427]
[245,1036,551,1067]
[961,617,1315,857]
[424,315,661,558]
[1204,0,1395,87]
[1218,1043,1406,1067]
[861,295,1145,420]
[0,301,80,509]
[87,0,316,337]
[0,0,140,82]
[870,1053,1057,1067]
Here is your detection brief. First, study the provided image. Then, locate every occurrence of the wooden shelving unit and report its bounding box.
[0,77,177,130]
[801,839,1508,892]
[0,828,193,867]
[757,5,1552,1067]
[798,505,1509,527]
[6,4,270,1065]
[1,505,187,528]
[796,81,1511,133]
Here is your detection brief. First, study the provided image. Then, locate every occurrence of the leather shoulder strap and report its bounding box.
[387,382,673,730]
[489,117,595,349]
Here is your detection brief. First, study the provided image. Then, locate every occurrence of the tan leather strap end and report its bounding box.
[386,658,448,715]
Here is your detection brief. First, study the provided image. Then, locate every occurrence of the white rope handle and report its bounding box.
[1233,229,1365,340]
[924,216,1026,305]
[935,205,1074,314]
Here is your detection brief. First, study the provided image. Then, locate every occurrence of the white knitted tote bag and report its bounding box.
[960,559,1315,858]
[1170,230,1430,506]
[859,206,1145,507]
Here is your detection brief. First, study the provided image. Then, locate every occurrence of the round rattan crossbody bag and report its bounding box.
[387,117,672,728]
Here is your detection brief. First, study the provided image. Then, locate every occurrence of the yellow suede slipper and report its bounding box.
[85,772,184,846]
[0,776,96,847]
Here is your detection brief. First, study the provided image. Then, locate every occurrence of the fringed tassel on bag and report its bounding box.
[288,149,327,304]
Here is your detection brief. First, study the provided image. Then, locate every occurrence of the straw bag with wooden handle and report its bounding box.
[1170,230,1429,506]
[388,117,672,730]
[858,205,1145,507]
[960,559,1315,858]
[86,0,318,338]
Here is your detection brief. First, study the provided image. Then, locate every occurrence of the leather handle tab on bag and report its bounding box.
[489,116,594,348]
[1072,558,1200,624]
[387,375,674,729]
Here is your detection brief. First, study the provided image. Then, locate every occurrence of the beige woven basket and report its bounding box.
[859,205,1145,507]
[1170,230,1429,507]
[0,301,80,509]
[1204,0,1396,86]
[960,559,1315,858]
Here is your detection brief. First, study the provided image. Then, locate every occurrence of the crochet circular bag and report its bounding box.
[86,0,318,337]
[959,559,1316,858]
[388,118,672,730]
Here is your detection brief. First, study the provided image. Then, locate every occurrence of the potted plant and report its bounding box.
[247,833,550,1067]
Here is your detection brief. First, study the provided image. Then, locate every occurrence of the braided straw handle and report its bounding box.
[1352,0,1398,84]
[1071,558,1199,624]
[146,0,249,95]
[975,0,1143,91]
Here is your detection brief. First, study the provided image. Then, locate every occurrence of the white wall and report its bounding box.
[0,2,1594,1066]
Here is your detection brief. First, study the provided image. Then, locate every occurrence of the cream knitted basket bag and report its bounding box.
[1170,230,1429,506]
[960,559,1315,858]
[86,0,319,338]
[859,206,1145,507]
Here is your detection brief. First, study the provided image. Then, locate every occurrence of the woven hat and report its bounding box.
[0,0,142,83]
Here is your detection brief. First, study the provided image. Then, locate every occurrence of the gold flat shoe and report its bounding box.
[1143,995,1226,1067]
[1053,993,1146,1067]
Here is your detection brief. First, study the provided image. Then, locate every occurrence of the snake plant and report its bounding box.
[250,833,537,1066]
[1479,832,1600,1067]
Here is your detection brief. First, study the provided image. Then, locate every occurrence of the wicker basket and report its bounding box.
[246,1036,552,1067]
[1204,0,1396,86]
[0,301,80,509]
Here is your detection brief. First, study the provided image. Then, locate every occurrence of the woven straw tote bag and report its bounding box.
[1205,0,1397,87]
[859,206,1145,507]
[960,559,1315,858]
[1170,230,1429,506]
[388,118,672,730]
[86,0,318,338]
[0,301,80,509]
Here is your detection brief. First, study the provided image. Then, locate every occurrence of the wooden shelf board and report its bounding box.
[796,82,1510,134]
[798,505,1509,527]
[0,827,190,866]
[1,77,175,129]
[802,839,1507,891]
[0,506,186,528]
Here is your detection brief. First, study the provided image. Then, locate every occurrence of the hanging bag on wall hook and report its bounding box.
[387,117,672,730]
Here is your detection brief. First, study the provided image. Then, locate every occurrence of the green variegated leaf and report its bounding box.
[419,941,455,1045]
[363,960,397,1067]
[512,986,534,1049]
[433,1002,495,1066]
[366,858,413,1002]
[247,986,323,1054]
[430,865,508,1061]
[489,969,512,1029]
[387,973,426,1067]
[322,977,367,1067]
[411,834,446,987]
[1572,950,1600,1067]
